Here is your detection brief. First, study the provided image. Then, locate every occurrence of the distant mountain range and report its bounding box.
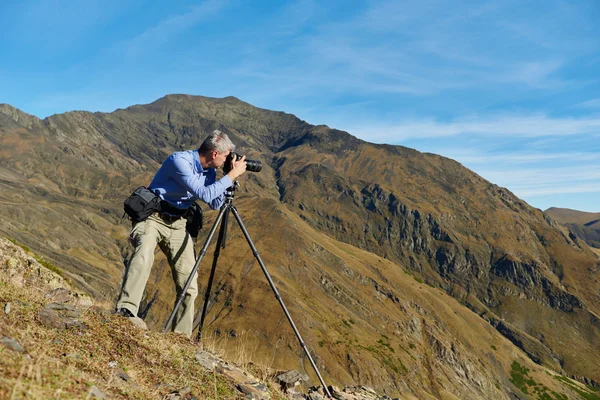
[1,95,599,398]
[545,208,600,249]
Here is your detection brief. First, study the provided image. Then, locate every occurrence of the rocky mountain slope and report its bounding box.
[1,95,599,398]
[545,207,600,249]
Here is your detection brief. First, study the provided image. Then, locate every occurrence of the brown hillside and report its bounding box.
[1,95,600,397]
[545,208,600,226]
[545,207,600,249]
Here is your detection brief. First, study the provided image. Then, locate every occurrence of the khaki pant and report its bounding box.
[117,213,197,337]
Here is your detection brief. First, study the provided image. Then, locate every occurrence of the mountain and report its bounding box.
[545,208,600,250]
[1,95,599,399]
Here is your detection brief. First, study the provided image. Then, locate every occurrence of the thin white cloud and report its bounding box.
[120,0,227,59]
[503,60,565,89]
[442,151,600,165]
[272,0,317,36]
[348,114,600,142]
[474,165,600,197]
[576,99,600,109]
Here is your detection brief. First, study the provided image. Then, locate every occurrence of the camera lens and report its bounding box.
[246,159,262,173]
[223,152,262,174]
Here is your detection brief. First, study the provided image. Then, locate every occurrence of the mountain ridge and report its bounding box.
[545,207,600,250]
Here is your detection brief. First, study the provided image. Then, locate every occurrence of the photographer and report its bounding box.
[116,130,246,337]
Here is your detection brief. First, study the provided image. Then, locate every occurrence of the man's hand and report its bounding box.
[226,155,247,181]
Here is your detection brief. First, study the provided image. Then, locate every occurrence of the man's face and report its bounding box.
[209,149,230,169]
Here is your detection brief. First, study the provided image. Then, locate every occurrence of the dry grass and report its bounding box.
[0,277,246,399]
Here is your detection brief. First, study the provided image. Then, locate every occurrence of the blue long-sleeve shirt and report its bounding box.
[149,150,233,212]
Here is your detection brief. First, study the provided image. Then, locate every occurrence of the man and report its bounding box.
[116,130,247,337]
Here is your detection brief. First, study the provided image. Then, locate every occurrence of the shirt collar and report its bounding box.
[193,150,204,173]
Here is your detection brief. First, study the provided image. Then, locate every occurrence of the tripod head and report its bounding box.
[224,181,240,202]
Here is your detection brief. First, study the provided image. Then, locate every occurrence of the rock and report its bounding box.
[65,352,81,360]
[86,385,106,399]
[342,386,381,399]
[45,288,72,303]
[176,386,191,395]
[195,350,221,370]
[128,316,148,330]
[44,288,93,309]
[237,381,270,399]
[307,386,325,400]
[276,370,309,390]
[38,308,66,329]
[1,336,25,353]
[115,312,148,330]
[117,368,131,382]
[4,302,10,314]
[286,388,307,400]
[194,350,272,399]
[37,304,84,330]
[46,302,81,317]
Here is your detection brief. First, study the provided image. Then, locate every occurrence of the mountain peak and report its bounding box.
[0,104,40,128]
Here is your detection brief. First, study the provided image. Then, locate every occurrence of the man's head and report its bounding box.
[198,130,236,169]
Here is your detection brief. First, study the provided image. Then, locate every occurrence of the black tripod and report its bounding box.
[164,182,332,398]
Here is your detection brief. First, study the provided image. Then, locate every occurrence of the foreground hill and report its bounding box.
[1,95,599,397]
[545,208,600,249]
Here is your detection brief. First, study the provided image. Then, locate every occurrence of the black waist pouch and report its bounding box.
[123,186,161,222]
[185,202,203,238]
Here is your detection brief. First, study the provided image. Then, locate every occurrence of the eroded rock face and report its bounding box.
[0,237,93,308]
[0,238,66,290]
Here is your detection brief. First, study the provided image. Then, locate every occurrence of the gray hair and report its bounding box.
[198,130,236,154]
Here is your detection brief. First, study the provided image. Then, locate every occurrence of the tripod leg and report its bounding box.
[196,207,230,340]
[229,206,332,398]
[163,205,227,333]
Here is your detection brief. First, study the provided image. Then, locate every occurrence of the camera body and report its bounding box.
[224,152,262,174]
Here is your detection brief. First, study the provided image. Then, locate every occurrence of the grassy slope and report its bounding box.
[0,237,287,400]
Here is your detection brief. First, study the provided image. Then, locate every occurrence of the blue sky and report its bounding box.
[1,0,599,212]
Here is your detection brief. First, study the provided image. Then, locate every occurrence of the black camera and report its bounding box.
[224,152,262,174]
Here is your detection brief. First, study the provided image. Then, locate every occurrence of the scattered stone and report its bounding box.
[45,288,72,303]
[65,352,81,360]
[276,370,309,391]
[117,368,130,381]
[163,387,193,400]
[38,307,84,330]
[108,360,118,368]
[38,308,65,329]
[44,287,93,308]
[286,388,307,400]
[86,385,106,399]
[195,350,221,370]
[237,381,270,399]
[195,350,270,399]
[175,386,191,395]
[4,302,10,314]
[128,316,148,330]
[306,392,325,400]
[46,302,81,317]
[1,336,24,353]
[115,311,148,330]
